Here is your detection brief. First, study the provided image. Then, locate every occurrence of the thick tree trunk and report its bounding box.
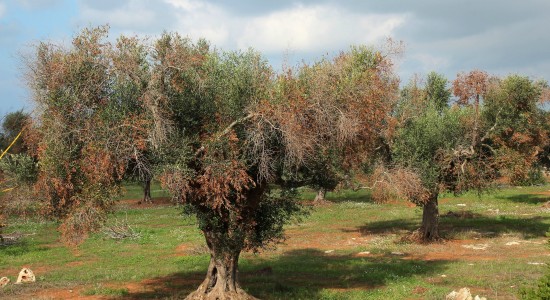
[314,188,327,203]
[185,233,257,300]
[419,193,440,242]
[142,178,152,203]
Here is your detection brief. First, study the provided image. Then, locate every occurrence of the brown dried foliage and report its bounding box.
[453,70,489,106]
[369,165,430,205]
[25,26,149,245]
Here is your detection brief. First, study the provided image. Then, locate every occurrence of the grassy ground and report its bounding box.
[0,183,548,299]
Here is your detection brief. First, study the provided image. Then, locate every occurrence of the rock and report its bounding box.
[474,296,487,300]
[456,288,473,300]
[324,250,334,254]
[15,268,35,284]
[462,244,488,250]
[506,241,520,246]
[446,290,458,300]
[446,288,472,300]
[0,277,9,288]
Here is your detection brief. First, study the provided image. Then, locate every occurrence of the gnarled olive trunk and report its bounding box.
[186,184,266,300]
[142,178,152,203]
[314,188,327,203]
[419,192,440,241]
[185,231,257,300]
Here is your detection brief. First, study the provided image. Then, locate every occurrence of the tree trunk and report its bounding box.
[185,234,257,300]
[419,192,440,242]
[142,178,152,203]
[314,188,327,203]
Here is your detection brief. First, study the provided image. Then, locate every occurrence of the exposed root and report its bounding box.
[401,229,444,244]
[185,283,258,300]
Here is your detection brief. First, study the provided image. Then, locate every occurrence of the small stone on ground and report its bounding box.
[15,268,35,284]
[0,277,9,288]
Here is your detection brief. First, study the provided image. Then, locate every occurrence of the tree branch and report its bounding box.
[194,113,258,157]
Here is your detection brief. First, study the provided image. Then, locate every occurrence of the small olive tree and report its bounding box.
[373,72,497,241]
[483,75,550,185]
[25,26,149,244]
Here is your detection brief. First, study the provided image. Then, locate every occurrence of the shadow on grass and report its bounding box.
[117,248,449,299]
[352,213,550,239]
[498,193,549,205]
[0,239,51,257]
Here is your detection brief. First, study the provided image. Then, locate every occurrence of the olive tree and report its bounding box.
[145,34,399,299]
[483,75,550,185]
[25,26,399,298]
[25,26,149,244]
[373,72,497,241]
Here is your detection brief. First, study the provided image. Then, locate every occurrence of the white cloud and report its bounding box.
[164,0,231,46]
[163,1,406,57]
[237,4,406,54]
[78,0,176,34]
[77,0,407,60]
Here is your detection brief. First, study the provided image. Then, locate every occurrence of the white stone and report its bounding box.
[0,277,9,288]
[446,290,458,300]
[15,268,35,284]
[462,244,488,250]
[455,287,472,300]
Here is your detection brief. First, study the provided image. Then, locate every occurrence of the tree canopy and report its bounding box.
[22,26,401,299]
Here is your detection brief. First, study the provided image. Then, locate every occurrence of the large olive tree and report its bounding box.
[145,34,399,299]
[26,26,400,299]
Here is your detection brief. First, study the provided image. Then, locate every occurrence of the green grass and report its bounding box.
[117,180,171,200]
[0,184,548,299]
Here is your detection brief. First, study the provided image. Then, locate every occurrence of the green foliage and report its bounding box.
[519,228,550,299]
[0,110,29,154]
[425,71,451,112]
[0,153,38,186]
[393,105,468,191]
[520,270,550,300]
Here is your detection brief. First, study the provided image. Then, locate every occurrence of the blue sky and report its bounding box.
[1,0,550,116]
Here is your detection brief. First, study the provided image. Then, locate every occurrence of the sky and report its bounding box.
[1,0,550,116]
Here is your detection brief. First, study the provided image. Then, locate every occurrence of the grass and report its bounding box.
[117,180,171,200]
[0,184,548,299]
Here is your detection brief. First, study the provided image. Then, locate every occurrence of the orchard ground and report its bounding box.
[0,183,548,299]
